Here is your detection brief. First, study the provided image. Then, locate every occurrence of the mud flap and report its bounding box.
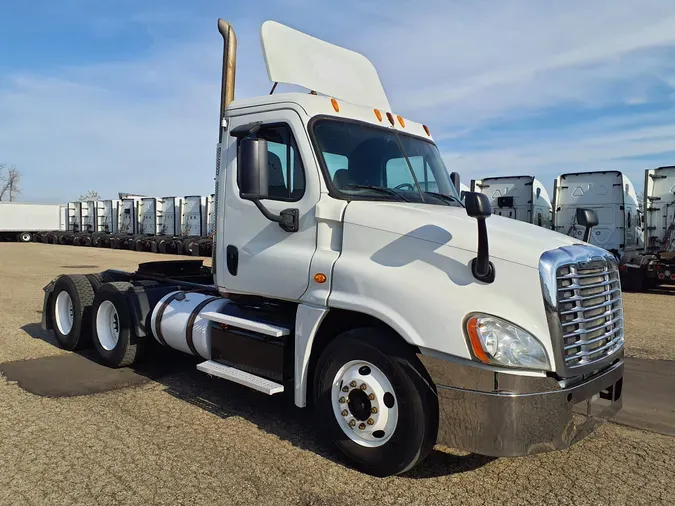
[40,278,59,331]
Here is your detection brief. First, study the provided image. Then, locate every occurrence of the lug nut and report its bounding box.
[350,381,357,387]
[360,383,367,390]
[367,418,374,425]
[358,423,366,430]
[339,397,346,403]
[371,407,378,414]
[342,386,349,392]
[341,409,348,417]
[349,419,356,428]
[368,394,375,400]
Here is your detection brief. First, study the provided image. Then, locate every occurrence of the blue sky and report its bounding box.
[3,0,675,202]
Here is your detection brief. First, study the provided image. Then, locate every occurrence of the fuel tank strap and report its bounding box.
[154,292,183,346]
[185,296,220,359]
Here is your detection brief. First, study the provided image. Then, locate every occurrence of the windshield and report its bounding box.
[311,119,462,206]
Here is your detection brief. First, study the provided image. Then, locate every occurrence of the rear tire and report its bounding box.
[17,232,32,243]
[49,274,96,350]
[313,327,438,477]
[92,282,147,367]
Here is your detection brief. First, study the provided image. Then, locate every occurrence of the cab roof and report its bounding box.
[226,92,434,141]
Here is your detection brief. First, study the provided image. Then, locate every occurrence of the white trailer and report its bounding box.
[620,166,675,290]
[40,18,624,477]
[0,202,62,242]
[110,197,142,249]
[553,170,642,259]
[471,175,552,228]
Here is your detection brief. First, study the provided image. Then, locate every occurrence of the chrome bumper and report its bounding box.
[418,353,624,457]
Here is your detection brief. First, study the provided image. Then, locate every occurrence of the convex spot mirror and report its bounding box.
[464,192,492,218]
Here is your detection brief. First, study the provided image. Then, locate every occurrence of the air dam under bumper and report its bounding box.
[418,354,624,457]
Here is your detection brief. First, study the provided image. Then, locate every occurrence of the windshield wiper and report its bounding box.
[342,184,410,202]
[423,191,462,205]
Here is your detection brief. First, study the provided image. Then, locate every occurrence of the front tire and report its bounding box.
[17,232,32,242]
[313,327,438,477]
[92,282,147,367]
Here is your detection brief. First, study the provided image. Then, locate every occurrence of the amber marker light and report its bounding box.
[466,316,490,364]
[397,115,405,127]
[423,124,431,136]
[314,273,327,283]
[374,109,382,122]
[386,112,395,126]
[331,98,340,112]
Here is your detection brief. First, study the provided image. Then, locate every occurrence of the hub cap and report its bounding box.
[331,360,398,447]
[96,300,120,351]
[54,291,74,335]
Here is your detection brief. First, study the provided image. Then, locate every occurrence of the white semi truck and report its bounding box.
[0,202,63,242]
[620,166,675,290]
[471,175,553,228]
[553,170,642,259]
[39,19,624,477]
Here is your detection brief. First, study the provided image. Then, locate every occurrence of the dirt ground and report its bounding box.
[0,243,673,506]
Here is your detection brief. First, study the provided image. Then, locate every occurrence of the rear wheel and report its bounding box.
[92,282,147,367]
[313,327,438,477]
[17,232,32,243]
[49,274,96,350]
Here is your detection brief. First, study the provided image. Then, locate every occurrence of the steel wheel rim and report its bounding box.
[54,291,74,335]
[331,360,399,447]
[96,300,120,351]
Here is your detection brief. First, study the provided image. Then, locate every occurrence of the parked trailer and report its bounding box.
[553,170,642,259]
[471,175,552,228]
[621,166,675,291]
[40,18,624,477]
[72,201,99,246]
[0,202,62,242]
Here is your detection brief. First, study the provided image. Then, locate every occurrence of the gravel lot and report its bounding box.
[1,242,674,506]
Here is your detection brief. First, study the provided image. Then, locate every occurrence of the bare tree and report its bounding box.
[79,190,101,201]
[0,164,22,201]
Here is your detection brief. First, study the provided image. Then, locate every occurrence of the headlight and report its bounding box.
[465,314,550,370]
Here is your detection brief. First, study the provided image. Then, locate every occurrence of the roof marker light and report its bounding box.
[423,125,431,136]
[397,115,405,128]
[374,109,382,122]
[386,112,395,126]
[331,98,339,112]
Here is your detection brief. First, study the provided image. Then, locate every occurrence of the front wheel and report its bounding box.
[17,232,32,242]
[313,327,438,477]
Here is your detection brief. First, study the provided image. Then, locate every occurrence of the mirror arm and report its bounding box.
[250,198,299,233]
[582,225,592,243]
[471,218,496,283]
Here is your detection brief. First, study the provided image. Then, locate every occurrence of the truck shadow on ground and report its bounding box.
[10,323,495,479]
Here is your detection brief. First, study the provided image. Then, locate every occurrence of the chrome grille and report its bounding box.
[556,260,624,370]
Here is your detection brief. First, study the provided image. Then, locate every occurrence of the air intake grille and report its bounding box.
[556,261,624,370]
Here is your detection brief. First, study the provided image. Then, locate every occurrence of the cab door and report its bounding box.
[218,108,320,301]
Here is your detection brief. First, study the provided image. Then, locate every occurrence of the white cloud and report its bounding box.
[3,0,675,201]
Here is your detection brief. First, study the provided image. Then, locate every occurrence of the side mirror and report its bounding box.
[576,208,598,228]
[464,191,492,218]
[464,192,495,283]
[238,137,269,200]
[576,208,598,243]
[237,136,299,233]
[450,172,461,191]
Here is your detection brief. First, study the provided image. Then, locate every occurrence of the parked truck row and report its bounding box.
[0,194,216,257]
[40,18,625,477]
[471,168,675,292]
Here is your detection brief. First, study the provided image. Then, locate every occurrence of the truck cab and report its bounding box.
[40,19,625,477]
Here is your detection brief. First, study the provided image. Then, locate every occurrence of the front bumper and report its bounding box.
[418,353,624,457]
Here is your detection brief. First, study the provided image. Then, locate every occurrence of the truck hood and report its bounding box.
[343,201,580,269]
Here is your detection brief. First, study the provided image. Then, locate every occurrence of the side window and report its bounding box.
[237,124,306,202]
[385,156,437,191]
